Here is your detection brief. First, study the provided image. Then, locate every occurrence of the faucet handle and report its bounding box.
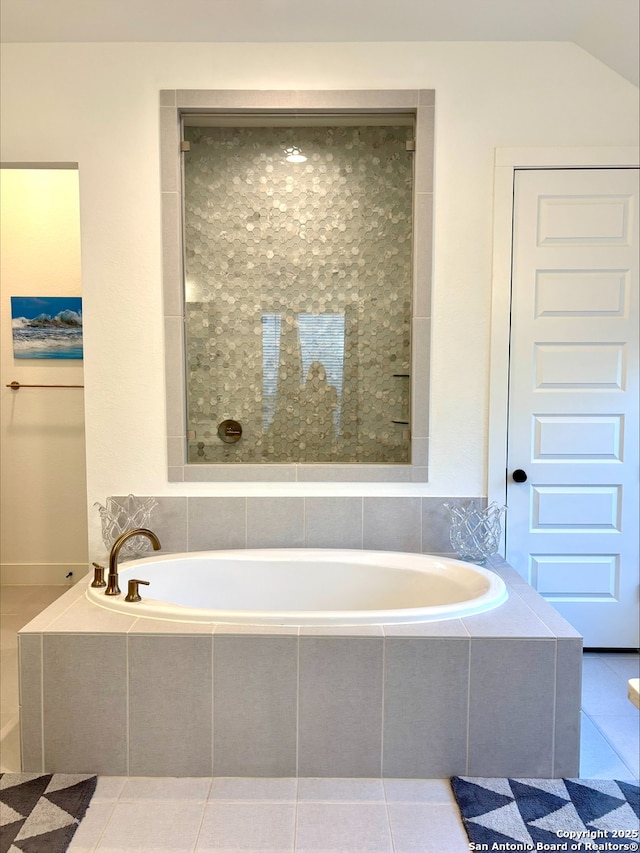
[125,579,150,603]
[91,563,107,588]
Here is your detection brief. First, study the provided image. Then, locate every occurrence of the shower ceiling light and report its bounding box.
[284,145,307,163]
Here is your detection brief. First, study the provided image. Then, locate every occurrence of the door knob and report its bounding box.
[512,469,528,483]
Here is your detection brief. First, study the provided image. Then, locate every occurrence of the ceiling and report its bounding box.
[1,0,638,86]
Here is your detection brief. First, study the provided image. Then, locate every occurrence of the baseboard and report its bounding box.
[586,647,640,653]
[0,563,86,585]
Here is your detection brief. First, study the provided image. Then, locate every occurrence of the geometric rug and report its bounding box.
[0,774,97,853]
[451,777,639,852]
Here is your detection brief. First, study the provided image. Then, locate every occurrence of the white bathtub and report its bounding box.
[87,549,508,626]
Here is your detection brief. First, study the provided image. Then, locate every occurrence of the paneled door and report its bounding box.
[506,168,639,648]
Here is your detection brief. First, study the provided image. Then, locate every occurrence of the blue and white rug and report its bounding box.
[451,777,639,851]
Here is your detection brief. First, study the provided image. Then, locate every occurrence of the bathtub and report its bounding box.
[23,554,582,778]
[87,548,508,626]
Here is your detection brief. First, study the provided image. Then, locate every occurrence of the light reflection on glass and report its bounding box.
[262,312,345,439]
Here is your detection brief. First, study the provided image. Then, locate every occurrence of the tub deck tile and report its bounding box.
[300,625,384,637]
[44,591,138,633]
[214,623,299,636]
[18,579,87,633]
[129,617,215,634]
[383,618,469,637]
[461,588,554,638]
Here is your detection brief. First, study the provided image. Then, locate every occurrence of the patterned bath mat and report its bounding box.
[0,773,97,853]
[451,777,639,851]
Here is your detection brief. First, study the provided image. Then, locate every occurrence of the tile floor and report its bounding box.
[1,585,638,852]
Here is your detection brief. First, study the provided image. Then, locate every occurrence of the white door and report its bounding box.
[506,168,639,649]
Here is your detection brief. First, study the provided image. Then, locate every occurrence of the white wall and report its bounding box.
[1,41,637,557]
[0,169,88,581]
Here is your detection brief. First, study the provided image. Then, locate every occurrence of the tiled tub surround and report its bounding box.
[18,558,582,779]
[99,495,477,557]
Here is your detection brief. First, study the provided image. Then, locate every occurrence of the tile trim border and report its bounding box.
[160,89,434,482]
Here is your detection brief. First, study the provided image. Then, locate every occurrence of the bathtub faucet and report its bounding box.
[105,528,162,596]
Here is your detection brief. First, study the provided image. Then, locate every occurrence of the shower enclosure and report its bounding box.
[182,117,415,464]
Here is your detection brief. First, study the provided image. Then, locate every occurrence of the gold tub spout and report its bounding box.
[105,528,161,596]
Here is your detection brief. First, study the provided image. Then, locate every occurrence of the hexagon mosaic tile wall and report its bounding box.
[184,123,413,464]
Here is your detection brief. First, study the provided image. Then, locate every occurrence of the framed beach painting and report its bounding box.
[11,296,83,359]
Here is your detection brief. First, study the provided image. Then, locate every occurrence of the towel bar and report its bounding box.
[6,381,84,390]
